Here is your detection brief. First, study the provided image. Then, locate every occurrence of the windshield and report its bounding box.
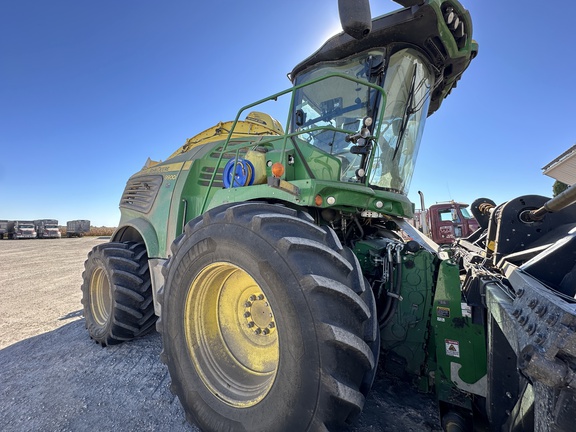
[461,207,474,219]
[369,48,432,194]
[291,50,385,182]
[291,48,432,194]
[20,224,34,229]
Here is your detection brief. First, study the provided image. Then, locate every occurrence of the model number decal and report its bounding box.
[164,174,177,180]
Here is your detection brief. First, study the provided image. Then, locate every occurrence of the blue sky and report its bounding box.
[1,0,574,227]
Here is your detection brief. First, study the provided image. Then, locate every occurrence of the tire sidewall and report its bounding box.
[163,222,323,431]
[83,249,115,341]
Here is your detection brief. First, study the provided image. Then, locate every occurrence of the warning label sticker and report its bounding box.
[445,339,460,358]
[437,306,450,318]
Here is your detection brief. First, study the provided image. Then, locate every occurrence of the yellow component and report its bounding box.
[139,161,185,174]
[487,240,495,252]
[89,267,112,327]
[244,147,268,185]
[167,111,284,160]
[142,157,161,169]
[184,262,279,408]
[244,111,284,135]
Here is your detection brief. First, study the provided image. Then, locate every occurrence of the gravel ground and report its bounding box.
[0,237,441,432]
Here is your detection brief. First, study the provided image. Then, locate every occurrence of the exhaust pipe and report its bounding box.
[418,190,426,211]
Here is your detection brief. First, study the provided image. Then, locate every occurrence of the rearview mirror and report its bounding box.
[338,0,371,40]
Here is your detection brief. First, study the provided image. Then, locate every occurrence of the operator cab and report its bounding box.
[290,47,432,195]
[288,1,476,196]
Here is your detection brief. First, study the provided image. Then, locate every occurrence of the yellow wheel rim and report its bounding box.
[185,262,279,407]
[90,267,112,326]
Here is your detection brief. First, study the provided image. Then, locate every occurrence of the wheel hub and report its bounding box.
[243,293,276,336]
[184,262,279,407]
[89,267,112,327]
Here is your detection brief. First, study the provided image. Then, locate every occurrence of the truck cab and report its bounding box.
[426,202,479,244]
[34,219,62,239]
[8,221,37,239]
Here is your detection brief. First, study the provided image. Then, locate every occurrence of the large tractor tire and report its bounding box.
[158,202,379,432]
[81,242,157,346]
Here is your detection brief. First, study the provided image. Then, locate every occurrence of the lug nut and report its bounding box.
[249,295,257,301]
[254,328,262,335]
[268,322,275,328]
[244,312,251,318]
[535,333,546,345]
[535,305,547,317]
[247,321,255,328]
[245,301,252,307]
[263,328,270,335]
[546,314,558,326]
[257,294,264,300]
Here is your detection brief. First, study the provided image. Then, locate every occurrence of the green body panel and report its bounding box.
[209,179,413,218]
[120,130,416,258]
[353,238,436,386]
[426,0,478,105]
[379,250,436,377]
[112,214,160,257]
[431,259,487,409]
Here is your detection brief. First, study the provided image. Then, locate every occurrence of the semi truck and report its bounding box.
[66,220,90,237]
[0,220,7,239]
[80,1,576,431]
[34,219,61,239]
[7,220,37,239]
[414,192,480,244]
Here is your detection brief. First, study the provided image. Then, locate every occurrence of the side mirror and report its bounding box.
[338,0,371,40]
[295,109,306,127]
[394,1,424,7]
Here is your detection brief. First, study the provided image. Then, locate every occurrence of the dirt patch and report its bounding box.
[0,238,440,431]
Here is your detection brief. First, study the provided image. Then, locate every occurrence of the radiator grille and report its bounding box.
[198,167,224,187]
[119,175,163,213]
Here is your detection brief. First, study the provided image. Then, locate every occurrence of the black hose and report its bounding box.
[379,246,403,326]
[378,258,394,324]
[380,255,402,327]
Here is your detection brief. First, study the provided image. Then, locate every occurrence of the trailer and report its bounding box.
[66,220,90,238]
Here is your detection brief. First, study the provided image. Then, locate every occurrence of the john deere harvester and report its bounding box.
[81,1,576,431]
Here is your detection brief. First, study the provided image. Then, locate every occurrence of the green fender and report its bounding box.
[111,217,160,258]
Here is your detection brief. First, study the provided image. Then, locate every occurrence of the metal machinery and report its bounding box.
[34,219,61,239]
[80,0,576,430]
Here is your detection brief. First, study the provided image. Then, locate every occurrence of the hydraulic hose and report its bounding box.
[379,243,403,326]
